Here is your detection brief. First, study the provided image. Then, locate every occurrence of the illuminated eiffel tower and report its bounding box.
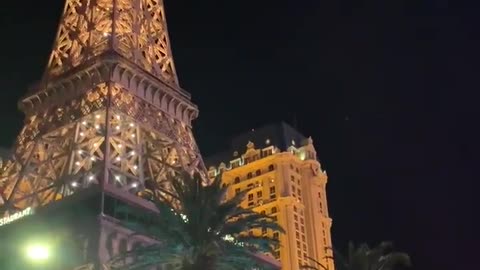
[0,0,207,269]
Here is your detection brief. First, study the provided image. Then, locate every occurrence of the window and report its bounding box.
[271,207,277,214]
[298,190,302,196]
[248,194,253,201]
[291,175,295,182]
[234,177,240,184]
[247,172,253,179]
[300,218,304,225]
[257,191,262,197]
[301,226,305,233]
[256,169,261,176]
[296,232,300,238]
[235,188,240,194]
[231,159,240,168]
[290,164,294,170]
[302,235,305,241]
[273,232,279,239]
[261,210,266,215]
[292,186,296,193]
[268,164,274,171]
[262,148,273,157]
[295,223,299,230]
[297,241,301,248]
[270,186,276,194]
[294,215,298,221]
[296,168,300,173]
[294,206,297,212]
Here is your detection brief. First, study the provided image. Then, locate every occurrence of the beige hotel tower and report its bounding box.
[207,122,334,270]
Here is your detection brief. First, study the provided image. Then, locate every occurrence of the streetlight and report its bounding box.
[25,244,50,261]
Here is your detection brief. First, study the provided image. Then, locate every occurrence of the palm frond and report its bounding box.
[108,171,284,270]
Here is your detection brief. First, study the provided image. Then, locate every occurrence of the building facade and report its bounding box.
[207,122,334,270]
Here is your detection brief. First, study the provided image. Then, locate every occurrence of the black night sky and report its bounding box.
[0,1,477,269]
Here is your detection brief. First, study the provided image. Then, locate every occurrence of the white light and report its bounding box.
[131,134,135,138]
[80,132,85,137]
[133,165,138,170]
[75,161,81,166]
[90,156,96,161]
[82,121,87,125]
[95,125,100,129]
[116,157,121,161]
[116,126,120,130]
[116,115,121,120]
[96,114,101,119]
[89,175,94,181]
[78,150,83,154]
[94,143,98,147]
[26,244,50,261]
[71,182,78,187]
[115,175,120,181]
[130,151,136,156]
[129,123,135,127]
[118,144,122,148]
[132,182,138,188]
[103,32,109,37]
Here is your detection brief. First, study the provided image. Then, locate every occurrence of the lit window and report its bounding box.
[268,164,274,171]
[256,169,261,176]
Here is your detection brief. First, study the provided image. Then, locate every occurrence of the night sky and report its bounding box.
[0,1,476,269]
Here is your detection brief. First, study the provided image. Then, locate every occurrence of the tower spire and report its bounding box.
[45,0,178,86]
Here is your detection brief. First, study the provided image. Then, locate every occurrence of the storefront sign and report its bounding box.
[0,207,34,226]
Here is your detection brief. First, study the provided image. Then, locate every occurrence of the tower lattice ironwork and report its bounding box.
[0,0,205,215]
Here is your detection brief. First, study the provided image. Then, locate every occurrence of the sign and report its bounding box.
[0,207,34,226]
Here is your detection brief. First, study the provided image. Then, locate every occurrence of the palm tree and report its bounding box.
[302,242,411,270]
[109,172,284,270]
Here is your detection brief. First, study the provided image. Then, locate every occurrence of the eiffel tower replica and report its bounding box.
[0,0,206,269]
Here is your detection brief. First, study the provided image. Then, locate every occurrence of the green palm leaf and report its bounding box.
[109,172,284,270]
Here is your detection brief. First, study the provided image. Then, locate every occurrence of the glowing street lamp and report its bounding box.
[25,244,50,261]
